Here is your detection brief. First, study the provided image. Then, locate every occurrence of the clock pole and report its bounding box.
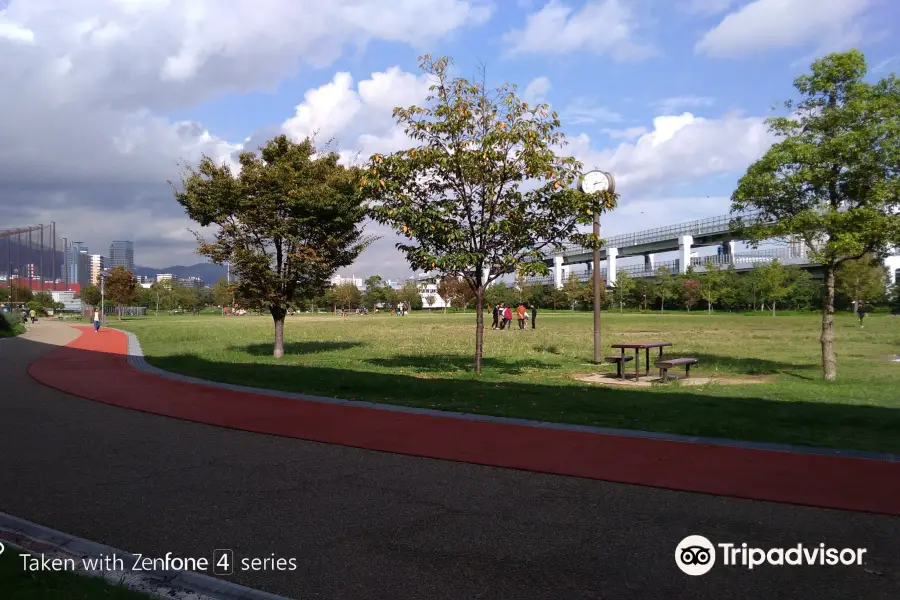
[578,170,615,366]
[592,208,602,364]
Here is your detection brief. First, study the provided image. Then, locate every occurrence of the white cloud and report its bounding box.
[0,0,490,270]
[523,76,551,104]
[501,0,655,60]
[281,67,434,163]
[568,111,777,196]
[563,97,622,124]
[655,95,716,113]
[695,0,875,58]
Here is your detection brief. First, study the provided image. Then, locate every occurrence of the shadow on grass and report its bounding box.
[235,341,365,356]
[146,353,900,454]
[680,353,818,376]
[367,354,556,375]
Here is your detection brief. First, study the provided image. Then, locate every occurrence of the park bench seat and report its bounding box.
[654,357,699,382]
[604,355,634,378]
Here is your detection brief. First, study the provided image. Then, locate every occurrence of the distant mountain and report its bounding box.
[134,263,227,285]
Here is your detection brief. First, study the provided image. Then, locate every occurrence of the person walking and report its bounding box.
[491,304,500,330]
[516,303,526,329]
[29,308,36,323]
[857,301,867,328]
[93,308,101,332]
[530,303,537,329]
[503,305,513,330]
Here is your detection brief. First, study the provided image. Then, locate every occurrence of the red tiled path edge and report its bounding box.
[29,326,900,516]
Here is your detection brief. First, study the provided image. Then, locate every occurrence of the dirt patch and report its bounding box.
[619,331,663,336]
[574,372,772,387]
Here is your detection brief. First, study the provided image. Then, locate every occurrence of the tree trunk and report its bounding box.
[660,298,664,313]
[271,306,287,358]
[772,302,776,316]
[821,265,837,381]
[474,288,485,375]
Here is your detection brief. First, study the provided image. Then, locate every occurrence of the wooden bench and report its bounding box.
[655,358,699,382]
[604,355,634,379]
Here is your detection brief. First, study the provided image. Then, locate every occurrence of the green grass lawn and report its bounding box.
[119,310,900,454]
[0,551,151,599]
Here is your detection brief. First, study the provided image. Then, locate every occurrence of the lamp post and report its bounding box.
[578,170,616,365]
[99,270,111,324]
[12,269,18,307]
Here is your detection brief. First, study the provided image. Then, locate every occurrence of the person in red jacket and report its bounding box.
[503,305,513,330]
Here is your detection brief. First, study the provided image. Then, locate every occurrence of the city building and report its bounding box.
[156,273,174,282]
[179,276,205,288]
[89,254,104,286]
[330,274,363,288]
[51,290,84,313]
[108,241,135,271]
[66,242,89,285]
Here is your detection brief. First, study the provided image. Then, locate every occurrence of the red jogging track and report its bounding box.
[28,326,900,516]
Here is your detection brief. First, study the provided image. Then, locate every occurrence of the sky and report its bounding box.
[1,0,898,277]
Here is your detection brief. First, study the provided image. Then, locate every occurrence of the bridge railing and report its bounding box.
[543,210,769,257]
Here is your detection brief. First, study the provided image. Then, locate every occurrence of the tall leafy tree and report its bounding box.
[79,284,101,308]
[732,50,900,380]
[835,253,889,308]
[105,266,137,318]
[611,270,635,312]
[173,135,372,357]
[363,275,392,308]
[698,261,724,314]
[362,55,616,373]
[653,265,677,312]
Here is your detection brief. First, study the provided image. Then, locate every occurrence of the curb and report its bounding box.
[116,328,900,463]
[0,512,293,600]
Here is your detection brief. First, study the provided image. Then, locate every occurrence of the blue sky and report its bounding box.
[1,0,898,275]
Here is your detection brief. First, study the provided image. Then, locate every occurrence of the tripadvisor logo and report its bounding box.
[675,535,867,576]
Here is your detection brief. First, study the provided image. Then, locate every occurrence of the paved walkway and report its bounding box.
[1,323,898,599]
[27,325,900,516]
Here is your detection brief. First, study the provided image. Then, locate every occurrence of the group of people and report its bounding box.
[490,303,537,330]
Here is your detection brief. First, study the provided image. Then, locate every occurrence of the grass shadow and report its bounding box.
[367,354,556,375]
[674,353,818,376]
[145,353,900,454]
[234,341,365,356]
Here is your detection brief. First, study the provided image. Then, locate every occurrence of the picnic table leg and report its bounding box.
[634,349,640,381]
[658,347,664,378]
[645,348,650,376]
[619,348,625,379]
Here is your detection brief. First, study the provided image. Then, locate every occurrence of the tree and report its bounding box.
[679,278,701,311]
[653,266,677,312]
[756,260,793,315]
[173,134,372,358]
[363,275,392,309]
[332,282,362,309]
[426,294,436,310]
[212,278,237,313]
[698,262,724,314]
[105,266,137,318]
[835,253,889,309]
[732,50,900,380]
[80,284,101,308]
[611,270,634,312]
[436,276,456,313]
[397,280,423,310]
[363,55,616,374]
[890,279,900,314]
[562,274,585,310]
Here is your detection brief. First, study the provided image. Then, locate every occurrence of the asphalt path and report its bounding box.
[0,323,897,599]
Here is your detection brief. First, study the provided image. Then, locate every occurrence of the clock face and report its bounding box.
[581,170,610,194]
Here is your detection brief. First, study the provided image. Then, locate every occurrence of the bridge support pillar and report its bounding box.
[722,240,736,265]
[644,253,655,273]
[678,235,693,274]
[553,255,564,289]
[607,247,618,285]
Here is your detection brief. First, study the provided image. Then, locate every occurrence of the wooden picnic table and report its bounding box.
[610,341,673,381]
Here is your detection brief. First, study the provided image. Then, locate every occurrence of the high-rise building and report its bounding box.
[89,254,105,286]
[66,241,89,284]
[108,241,134,271]
[76,251,91,288]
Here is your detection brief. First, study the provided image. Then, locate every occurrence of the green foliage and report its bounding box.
[652,266,678,312]
[173,134,373,356]
[611,270,635,312]
[211,277,237,308]
[363,275,394,308]
[325,282,362,310]
[890,280,900,314]
[360,55,617,371]
[835,253,889,307]
[80,284,101,307]
[397,280,423,310]
[105,266,138,317]
[731,49,900,380]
